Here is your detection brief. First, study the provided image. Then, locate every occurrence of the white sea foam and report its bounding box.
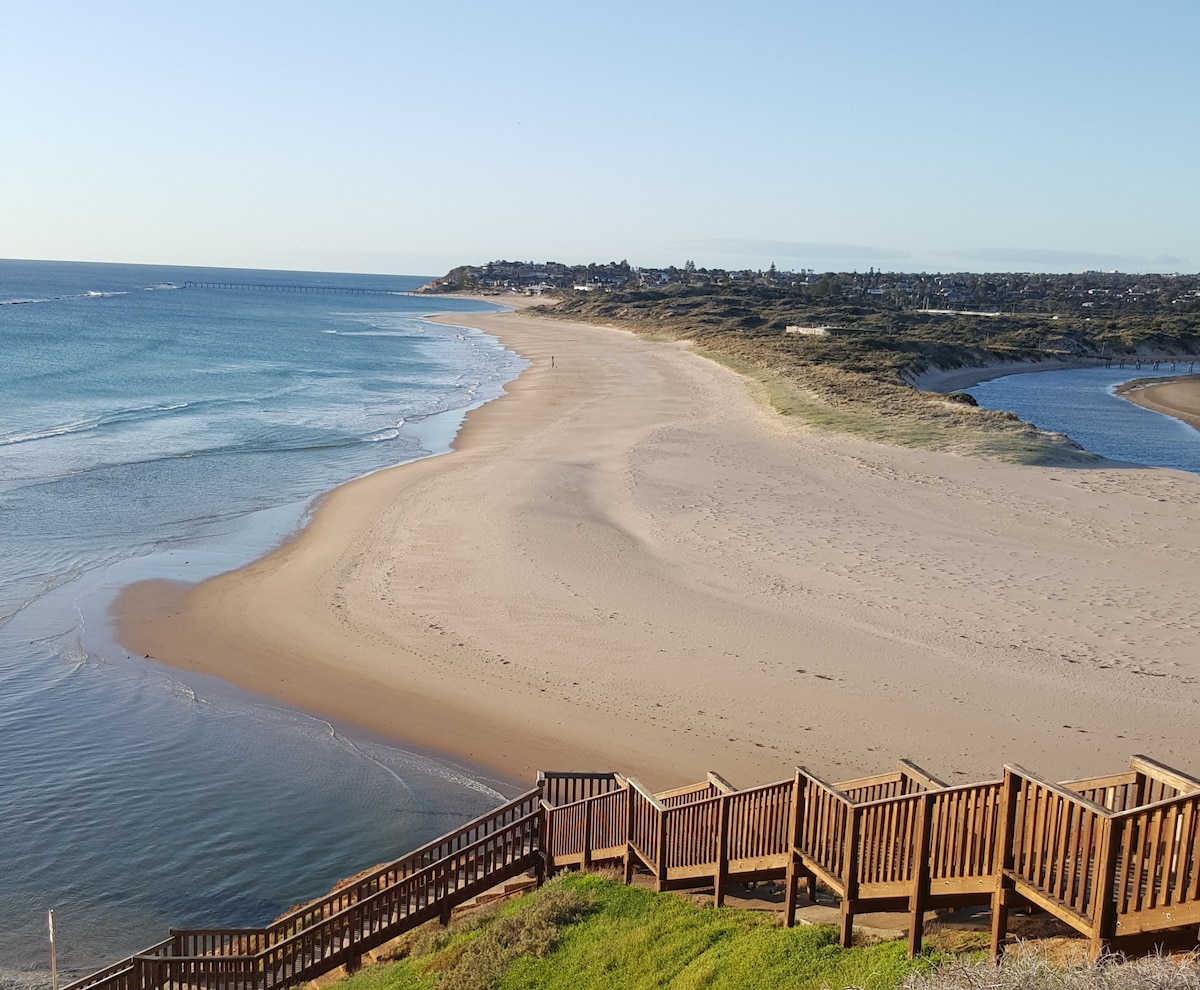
[0,419,97,446]
[332,330,418,337]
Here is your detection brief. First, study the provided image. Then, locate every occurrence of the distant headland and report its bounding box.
[422,260,1200,463]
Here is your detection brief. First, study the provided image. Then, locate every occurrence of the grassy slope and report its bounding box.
[335,875,937,990]
[331,875,1200,990]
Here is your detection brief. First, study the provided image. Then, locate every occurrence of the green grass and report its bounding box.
[333,875,941,990]
[694,347,1099,466]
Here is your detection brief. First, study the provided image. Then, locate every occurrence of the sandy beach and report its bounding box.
[115,306,1200,791]
[1117,374,1200,433]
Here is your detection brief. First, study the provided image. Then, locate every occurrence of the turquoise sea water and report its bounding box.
[966,366,1200,473]
[0,261,526,983]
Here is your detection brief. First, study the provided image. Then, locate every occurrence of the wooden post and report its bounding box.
[907,792,935,958]
[535,781,547,886]
[784,771,801,926]
[541,801,555,883]
[623,784,636,884]
[840,804,862,948]
[656,808,669,892]
[990,768,1020,961]
[582,800,593,872]
[1090,815,1120,961]
[714,794,731,907]
[1132,769,1148,809]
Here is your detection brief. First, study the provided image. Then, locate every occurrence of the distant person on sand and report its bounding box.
[551,355,555,368]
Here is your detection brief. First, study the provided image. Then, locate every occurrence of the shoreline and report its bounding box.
[1115,374,1200,433]
[115,307,1200,789]
[909,357,1100,393]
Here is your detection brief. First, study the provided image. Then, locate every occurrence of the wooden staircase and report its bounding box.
[64,790,542,990]
[64,754,1200,990]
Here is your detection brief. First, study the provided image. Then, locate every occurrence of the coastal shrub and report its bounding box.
[435,883,589,990]
[904,946,1200,990]
[408,903,498,960]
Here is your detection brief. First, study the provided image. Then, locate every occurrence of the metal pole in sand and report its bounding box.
[49,909,58,990]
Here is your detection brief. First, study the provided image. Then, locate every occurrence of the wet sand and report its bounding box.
[115,306,1200,790]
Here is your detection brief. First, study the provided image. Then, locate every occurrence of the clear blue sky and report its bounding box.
[2,1,1197,276]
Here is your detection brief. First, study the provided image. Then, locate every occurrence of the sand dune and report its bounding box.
[115,307,1200,791]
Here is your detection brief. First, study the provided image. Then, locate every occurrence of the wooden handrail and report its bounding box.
[538,770,619,780]
[835,769,902,791]
[1004,764,1114,817]
[728,777,792,800]
[897,759,948,790]
[798,766,854,803]
[1061,771,1137,792]
[1110,786,1200,822]
[1130,755,1200,795]
[256,792,539,945]
[707,771,738,794]
[624,776,666,811]
[263,812,540,956]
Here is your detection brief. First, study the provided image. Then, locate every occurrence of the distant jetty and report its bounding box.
[183,280,411,296]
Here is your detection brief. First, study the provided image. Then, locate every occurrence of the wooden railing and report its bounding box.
[64,790,542,990]
[726,779,793,869]
[1111,790,1200,933]
[67,754,1200,990]
[657,771,737,808]
[927,779,1003,891]
[541,773,794,902]
[538,770,623,808]
[626,777,665,878]
[996,762,1200,958]
[836,760,946,804]
[1063,755,1200,812]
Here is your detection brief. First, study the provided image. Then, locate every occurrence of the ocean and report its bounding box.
[0,260,526,983]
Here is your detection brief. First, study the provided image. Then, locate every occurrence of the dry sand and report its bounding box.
[115,306,1200,791]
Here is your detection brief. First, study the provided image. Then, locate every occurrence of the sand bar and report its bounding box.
[116,306,1200,790]
[1117,375,1200,433]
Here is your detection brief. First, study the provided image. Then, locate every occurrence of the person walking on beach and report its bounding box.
[551,355,555,369]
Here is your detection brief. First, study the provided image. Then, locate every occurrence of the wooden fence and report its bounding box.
[66,754,1200,990]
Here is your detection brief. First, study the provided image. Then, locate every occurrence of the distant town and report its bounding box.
[422,260,1200,317]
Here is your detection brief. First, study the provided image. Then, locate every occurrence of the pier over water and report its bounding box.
[183,280,413,296]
